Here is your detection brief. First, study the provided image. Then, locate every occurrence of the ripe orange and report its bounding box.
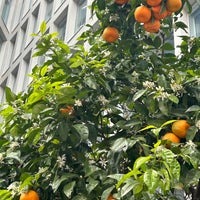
[20,190,39,200]
[166,0,182,12]
[162,132,180,148]
[146,0,162,7]
[172,120,190,138]
[107,194,116,200]
[152,5,168,19]
[115,0,129,5]
[102,27,119,43]
[134,5,151,23]
[144,19,161,33]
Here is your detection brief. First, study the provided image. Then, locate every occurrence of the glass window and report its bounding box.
[0,79,7,103]
[32,6,39,33]
[45,0,53,21]
[20,20,28,51]
[75,0,87,33]
[57,18,67,40]
[11,66,19,93]
[0,36,3,51]
[55,10,67,41]
[2,0,12,24]
[23,52,31,89]
[190,7,200,37]
[10,34,17,64]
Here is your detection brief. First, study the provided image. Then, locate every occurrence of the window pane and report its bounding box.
[190,7,200,37]
[2,0,12,24]
[75,0,87,32]
[45,0,53,21]
[194,13,200,37]
[0,37,3,51]
[58,19,66,40]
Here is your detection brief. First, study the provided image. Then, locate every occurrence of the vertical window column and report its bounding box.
[22,52,32,90]
[45,0,54,22]
[0,79,7,103]
[190,7,200,37]
[74,0,87,33]
[9,34,17,65]
[1,0,12,24]
[55,9,68,41]
[7,66,19,93]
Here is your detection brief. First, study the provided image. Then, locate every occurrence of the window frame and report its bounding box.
[74,0,87,33]
[189,4,200,37]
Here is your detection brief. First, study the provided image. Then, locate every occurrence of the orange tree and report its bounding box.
[0,0,200,199]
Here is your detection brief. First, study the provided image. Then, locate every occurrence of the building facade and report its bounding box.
[0,0,95,103]
[0,0,199,103]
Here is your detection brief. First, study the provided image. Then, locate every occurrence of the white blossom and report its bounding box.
[7,182,21,197]
[9,142,20,150]
[57,154,66,169]
[98,95,109,105]
[75,99,82,106]
[155,86,164,92]
[195,120,200,130]
[143,81,155,89]
[170,80,184,94]
[110,14,120,22]
[0,153,4,163]
[132,71,139,79]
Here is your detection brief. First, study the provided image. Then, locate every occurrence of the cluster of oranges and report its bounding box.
[102,0,182,43]
[134,0,182,33]
[162,120,190,148]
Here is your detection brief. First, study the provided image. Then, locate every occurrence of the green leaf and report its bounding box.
[63,181,76,198]
[0,190,12,200]
[133,156,151,170]
[161,43,174,51]
[159,101,168,116]
[86,177,99,193]
[5,87,17,103]
[168,95,179,104]
[40,21,46,34]
[101,186,115,200]
[40,65,48,77]
[56,86,77,105]
[132,179,143,194]
[52,174,78,192]
[120,178,135,197]
[144,169,159,193]
[186,126,198,141]
[73,124,89,141]
[111,138,129,152]
[133,89,146,101]
[160,120,177,128]
[84,77,98,90]
[186,105,200,112]
[20,176,35,189]
[160,168,170,192]
[138,125,157,132]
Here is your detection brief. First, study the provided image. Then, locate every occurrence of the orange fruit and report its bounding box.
[20,190,39,200]
[172,120,190,138]
[60,106,74,115]
[115,0,129,5]
[134,5,151,23]
[146,0,162,7]
[166,0,182,12]
[102,27,119,43]
[144,19,161,33]
[107,194,116,200]
[152,5,168,19]
[162,132,180,148]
